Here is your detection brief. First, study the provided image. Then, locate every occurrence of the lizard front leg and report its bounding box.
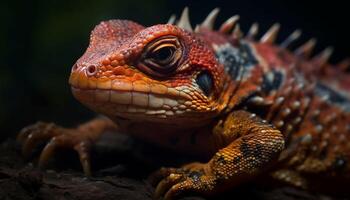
[152,110,285,199]
[17,117,117,175]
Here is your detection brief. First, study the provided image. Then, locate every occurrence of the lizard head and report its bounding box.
[69,19,230,126]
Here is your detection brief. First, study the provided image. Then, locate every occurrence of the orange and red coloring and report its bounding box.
[18,7,350,200]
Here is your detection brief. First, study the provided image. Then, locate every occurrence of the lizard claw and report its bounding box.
[74,141,92,176]
[18,121,93,176]
[18,122,61,157]
[155,173,184,199]
[151,165,216,200]
[149,167,184,186]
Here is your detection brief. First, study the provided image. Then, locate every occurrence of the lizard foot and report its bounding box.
[17,118,113,175]
[151,163,217,200]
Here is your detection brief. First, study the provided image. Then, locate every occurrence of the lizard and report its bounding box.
[17,7,350,200]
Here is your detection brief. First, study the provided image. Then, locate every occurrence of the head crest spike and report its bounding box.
[232,24,243,40]
[200,8,220,29]
[219,15,239,33]
[246,23,259,39]
[295,38,317,58]
[338,58,350,71]
[260,23,280,44]
[177,7,193,32]
[280,29,302,48]
[167,14,176,24]
[313,47,334,68]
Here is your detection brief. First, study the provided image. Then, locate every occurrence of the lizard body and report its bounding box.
[18,8,350,199]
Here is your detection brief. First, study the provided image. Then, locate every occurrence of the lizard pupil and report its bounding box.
[151,47,174,64]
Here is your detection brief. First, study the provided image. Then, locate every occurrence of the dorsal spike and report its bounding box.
[200,8,220,29]
[260,23,280,44]
[295,38,317,58]
[313,47,334,68]
[194,25,200,33]
[338,58,350,71]
[232,24,243,40]
[177,7,193,32]
[219,15,240,33]
[167,14,176,24]
[280,29,302,48]
[246,23,259,39]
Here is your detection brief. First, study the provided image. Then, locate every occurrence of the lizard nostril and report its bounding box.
[86,65,98,76]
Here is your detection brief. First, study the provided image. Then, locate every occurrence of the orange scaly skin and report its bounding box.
[18,8,350,199]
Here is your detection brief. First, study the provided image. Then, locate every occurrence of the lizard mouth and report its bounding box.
[71,86,191,120]
[68,72,208,121]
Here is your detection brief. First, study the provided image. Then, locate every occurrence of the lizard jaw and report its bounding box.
[70,80,216,124]
[71,86,190,122]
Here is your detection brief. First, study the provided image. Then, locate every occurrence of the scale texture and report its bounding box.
[18,7,350,200]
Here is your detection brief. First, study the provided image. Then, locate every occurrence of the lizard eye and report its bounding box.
[149,44,176,64]
[140,36,183,77]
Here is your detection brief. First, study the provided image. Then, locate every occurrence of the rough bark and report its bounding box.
[0,139,346,200]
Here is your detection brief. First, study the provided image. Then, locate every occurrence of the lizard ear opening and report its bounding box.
[196,71,214,97]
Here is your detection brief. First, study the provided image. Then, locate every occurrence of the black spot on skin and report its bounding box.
[315,83,350,112]
[240,139,251,158]
[195,71,213,96]
[233,156,241,164]
[188,171,203,183]
[215,46,241,79]
[214,42,258,81]
[261,70,284,94]
[245,143,265,169]
[217,155,227,165]
[254,143,264,158]
[239,139,265,169]
[239,42,258,67]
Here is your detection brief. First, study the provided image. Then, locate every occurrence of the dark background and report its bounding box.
[0,0,349,141]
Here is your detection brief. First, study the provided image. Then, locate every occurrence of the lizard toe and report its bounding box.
[38,134,71,169]
[149,167,184,186]
[153,165,217,200]
[18,118,116,175]
[163,179,194,200]
[74,140,92,176]
[154,173,184,199]
[38,133,93,176]
[18,122,61,157]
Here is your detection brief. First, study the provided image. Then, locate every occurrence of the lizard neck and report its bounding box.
[213,40,265,113]
[113,117,218,156]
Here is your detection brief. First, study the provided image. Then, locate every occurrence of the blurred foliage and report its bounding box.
[0,0,349,141]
